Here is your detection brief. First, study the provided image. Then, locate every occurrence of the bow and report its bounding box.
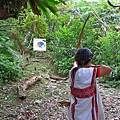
[77,15,90,50]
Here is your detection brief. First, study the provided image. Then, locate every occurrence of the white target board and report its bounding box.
[33,38,46,52]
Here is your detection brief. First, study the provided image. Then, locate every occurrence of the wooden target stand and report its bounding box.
[34,50,45,58]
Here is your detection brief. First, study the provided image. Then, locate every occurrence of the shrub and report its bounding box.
[0,36,22,84]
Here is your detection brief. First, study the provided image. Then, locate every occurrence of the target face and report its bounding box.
[33,38,46,51]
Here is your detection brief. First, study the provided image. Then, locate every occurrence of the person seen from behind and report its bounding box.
[68,48,112,120]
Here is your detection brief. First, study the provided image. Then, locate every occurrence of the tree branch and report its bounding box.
[0,24,18,27]
[92,12,108,36]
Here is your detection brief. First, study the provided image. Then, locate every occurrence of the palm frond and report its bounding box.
[29,0,41,15]
[7,45,21,59]
[35,0,47,12]
[29,0,66,18]
[58,0,66,5]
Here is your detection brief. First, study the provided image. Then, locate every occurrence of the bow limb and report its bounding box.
[77,15,90,50]
[107,0,120,8]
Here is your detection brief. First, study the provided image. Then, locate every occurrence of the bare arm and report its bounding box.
[74,61,112,77]
[90,64,112,77]
[99,65,112,77]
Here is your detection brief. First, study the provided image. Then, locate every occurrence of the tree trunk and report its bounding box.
[0,10,10,20]
[0,0,27,20]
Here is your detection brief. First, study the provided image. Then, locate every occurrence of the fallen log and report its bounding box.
[58,100,70,107]
[17,76,42,100]
[0,110,17,117]
[50,75,68,81]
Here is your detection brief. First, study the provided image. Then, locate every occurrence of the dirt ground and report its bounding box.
[0,54,120,120]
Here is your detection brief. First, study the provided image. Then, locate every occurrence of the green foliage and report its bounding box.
[0,18,19,37]
[24,13,48,37]
[100,78,120,89]
[46,0,120,88]
[0,55,20,83]
[94,31,120,80]
[0,36,22,84]
[53,47,76,76]
[54,57,74,76]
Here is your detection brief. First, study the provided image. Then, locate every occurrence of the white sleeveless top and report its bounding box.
[68,67,105,120]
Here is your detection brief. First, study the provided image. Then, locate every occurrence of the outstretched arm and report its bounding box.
[90,64,112,77]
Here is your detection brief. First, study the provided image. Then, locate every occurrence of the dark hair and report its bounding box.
[75,48,93,67]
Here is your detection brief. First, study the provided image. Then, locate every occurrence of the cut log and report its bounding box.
[17,76,42,100]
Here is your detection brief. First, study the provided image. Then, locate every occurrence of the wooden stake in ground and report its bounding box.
[17,76,42,100]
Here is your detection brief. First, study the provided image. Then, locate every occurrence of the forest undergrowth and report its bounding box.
[0,53,120,120]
